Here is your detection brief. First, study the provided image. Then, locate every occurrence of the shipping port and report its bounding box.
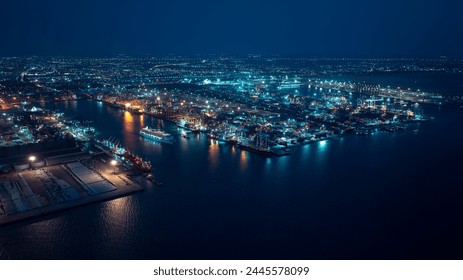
[0,138,153,226]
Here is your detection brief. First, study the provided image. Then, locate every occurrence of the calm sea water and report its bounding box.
[1,77,462,259]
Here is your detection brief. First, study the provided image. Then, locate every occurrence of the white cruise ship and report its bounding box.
[140,126,175,144]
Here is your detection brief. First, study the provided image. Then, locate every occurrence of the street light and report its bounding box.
[29,155,36,170]
[111,160,117,174]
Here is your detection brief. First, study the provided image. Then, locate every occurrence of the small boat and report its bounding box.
[180,130,190,139]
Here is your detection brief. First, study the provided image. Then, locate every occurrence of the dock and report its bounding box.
[0,152,146,226]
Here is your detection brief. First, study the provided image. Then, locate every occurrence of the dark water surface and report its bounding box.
[0,98,462,259]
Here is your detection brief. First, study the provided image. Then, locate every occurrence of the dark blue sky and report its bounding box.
[1,0,462,57]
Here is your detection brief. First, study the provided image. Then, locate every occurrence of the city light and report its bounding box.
[111,160,117,174]
[0,0,461,268]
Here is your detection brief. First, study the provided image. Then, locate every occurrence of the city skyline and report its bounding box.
[1,0,463,267]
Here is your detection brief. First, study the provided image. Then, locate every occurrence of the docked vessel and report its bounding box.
[93,138,152,173]
[179,129,190,139]
[140,126,175,144]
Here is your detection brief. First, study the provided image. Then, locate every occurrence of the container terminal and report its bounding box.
[0,55,461,224]
[0,136,152,226]
[2,56,461,159]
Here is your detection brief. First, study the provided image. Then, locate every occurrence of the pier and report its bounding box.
[0,151,147,226]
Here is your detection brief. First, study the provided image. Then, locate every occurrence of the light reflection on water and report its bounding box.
[97,101,103,112]
[264,157,272,173]
[1,99,461,260]
[139,114,145,127]
[208,139,219,171]
[123,111,134,130]
[312,140,329,175]
[101,197,135,243]
[318,140,327,152]
[139,137,163,155]
[178,131,189,153]
[300,143,310,161]
[239,150,248,171]
[230,145,236,156]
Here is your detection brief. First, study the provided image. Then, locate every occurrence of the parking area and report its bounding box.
[0,153,144,224]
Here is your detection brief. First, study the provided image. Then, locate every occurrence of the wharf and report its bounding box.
[0,153,145,226]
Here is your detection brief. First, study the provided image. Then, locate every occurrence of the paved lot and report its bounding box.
[0,153,144,225]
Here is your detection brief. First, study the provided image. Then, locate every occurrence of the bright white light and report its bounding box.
[111,160,117,166]
[29,156,36,162]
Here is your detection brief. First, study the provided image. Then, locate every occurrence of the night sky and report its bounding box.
[1,0,462,57]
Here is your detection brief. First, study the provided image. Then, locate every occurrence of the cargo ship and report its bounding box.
[140,126,175,144]
[93,138,152,173]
